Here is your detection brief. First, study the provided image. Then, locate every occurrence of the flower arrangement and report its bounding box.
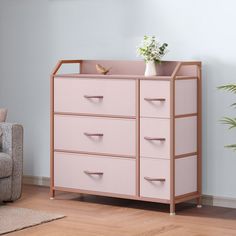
[137,35,168,63]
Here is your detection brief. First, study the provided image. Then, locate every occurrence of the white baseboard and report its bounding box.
[23,176,236,209]
[23,175,50,187]
[202,195,236,209]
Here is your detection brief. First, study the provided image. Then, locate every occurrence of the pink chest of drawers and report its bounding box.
[50,60,202,215]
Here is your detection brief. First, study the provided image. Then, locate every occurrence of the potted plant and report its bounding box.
[218,84,236,150]
[137,35,168,76]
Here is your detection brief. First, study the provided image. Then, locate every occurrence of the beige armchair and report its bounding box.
[0,123,23,202]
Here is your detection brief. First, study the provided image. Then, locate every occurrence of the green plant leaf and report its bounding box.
[218,84,236,93]
[225,144,236,151]
[219,84,236,152]
[220,117,236,129]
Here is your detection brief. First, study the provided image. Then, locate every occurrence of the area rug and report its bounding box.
[0,206,65,235]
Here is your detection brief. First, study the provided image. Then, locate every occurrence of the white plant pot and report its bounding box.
[145,61,157,76]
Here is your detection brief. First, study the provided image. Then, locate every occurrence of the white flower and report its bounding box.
[137,35,168,63]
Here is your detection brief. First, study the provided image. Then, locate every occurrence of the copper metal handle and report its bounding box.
[84,95,104,99]
[144,177,166,182]
[84,132,104,137]
[84,170,104,175]
[144,136,166,141]
[144,98,166,102]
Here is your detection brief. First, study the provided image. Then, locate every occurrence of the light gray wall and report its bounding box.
[0,0,236,198]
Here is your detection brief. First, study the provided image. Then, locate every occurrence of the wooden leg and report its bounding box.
[170,202,176,216]
[50,189,55,200]
[197,196,202,208]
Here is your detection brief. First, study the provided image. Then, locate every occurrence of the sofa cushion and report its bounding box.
[0,177,12,201]
[0,152,12,178]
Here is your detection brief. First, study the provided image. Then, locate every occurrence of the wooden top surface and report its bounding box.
[54,73,198,81]
[51,60,201,80]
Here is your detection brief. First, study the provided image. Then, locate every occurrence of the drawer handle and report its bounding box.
[144,136,166,141]
[144,98,166,102]
[84,170,104,176]
[84,95,104,99]
[84,132,104,137]
[144,177,166,182]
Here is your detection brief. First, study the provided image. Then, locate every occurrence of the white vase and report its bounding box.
[145,61,157,76]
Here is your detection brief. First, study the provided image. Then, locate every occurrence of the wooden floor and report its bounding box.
[4,185,236,236]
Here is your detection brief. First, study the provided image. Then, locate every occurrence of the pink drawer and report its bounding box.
[140,80,170,118]
[140,118,170,159]
[54,115,135,157]
[140,157,170,200]
[54,78,136,117]
[175,156,197,196]
[54,152,136,196]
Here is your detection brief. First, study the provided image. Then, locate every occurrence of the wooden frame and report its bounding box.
[169,61,202,214]
[50,60,202,214]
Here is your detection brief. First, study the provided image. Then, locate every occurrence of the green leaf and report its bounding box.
[218,84,236,94]
[220,117,236,129]
[225,144,236,151]
[218,83,236,152]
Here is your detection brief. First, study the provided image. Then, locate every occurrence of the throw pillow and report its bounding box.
[0,108,7,149]
[0,108,7,122]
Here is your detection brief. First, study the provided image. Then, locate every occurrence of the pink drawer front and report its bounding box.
[54,115,135,157]
[140,80,170,118]
[175,116,197,155]
[140,158,170,200]
[54,152,136,196]
[54,78,136,117]
[175,155,197,196]
[140,118,170,159]
[175,79,197,116]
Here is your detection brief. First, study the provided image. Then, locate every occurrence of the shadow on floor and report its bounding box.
[21,185,236,221]
[54,189,236,220]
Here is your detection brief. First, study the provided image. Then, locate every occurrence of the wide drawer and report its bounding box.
[140,157,170,200]
[140,118,170,159]
[54,115,136,157]
[54,78,136,117]
[140,80,170,118]
[54,152,136,196]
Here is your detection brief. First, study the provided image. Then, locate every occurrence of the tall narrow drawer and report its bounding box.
[54,152,136,196]
[140,158,170,200]
[54,78,136,117]
[140,80,170,118]
[54,115,135,157]
[140,118,170,159]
